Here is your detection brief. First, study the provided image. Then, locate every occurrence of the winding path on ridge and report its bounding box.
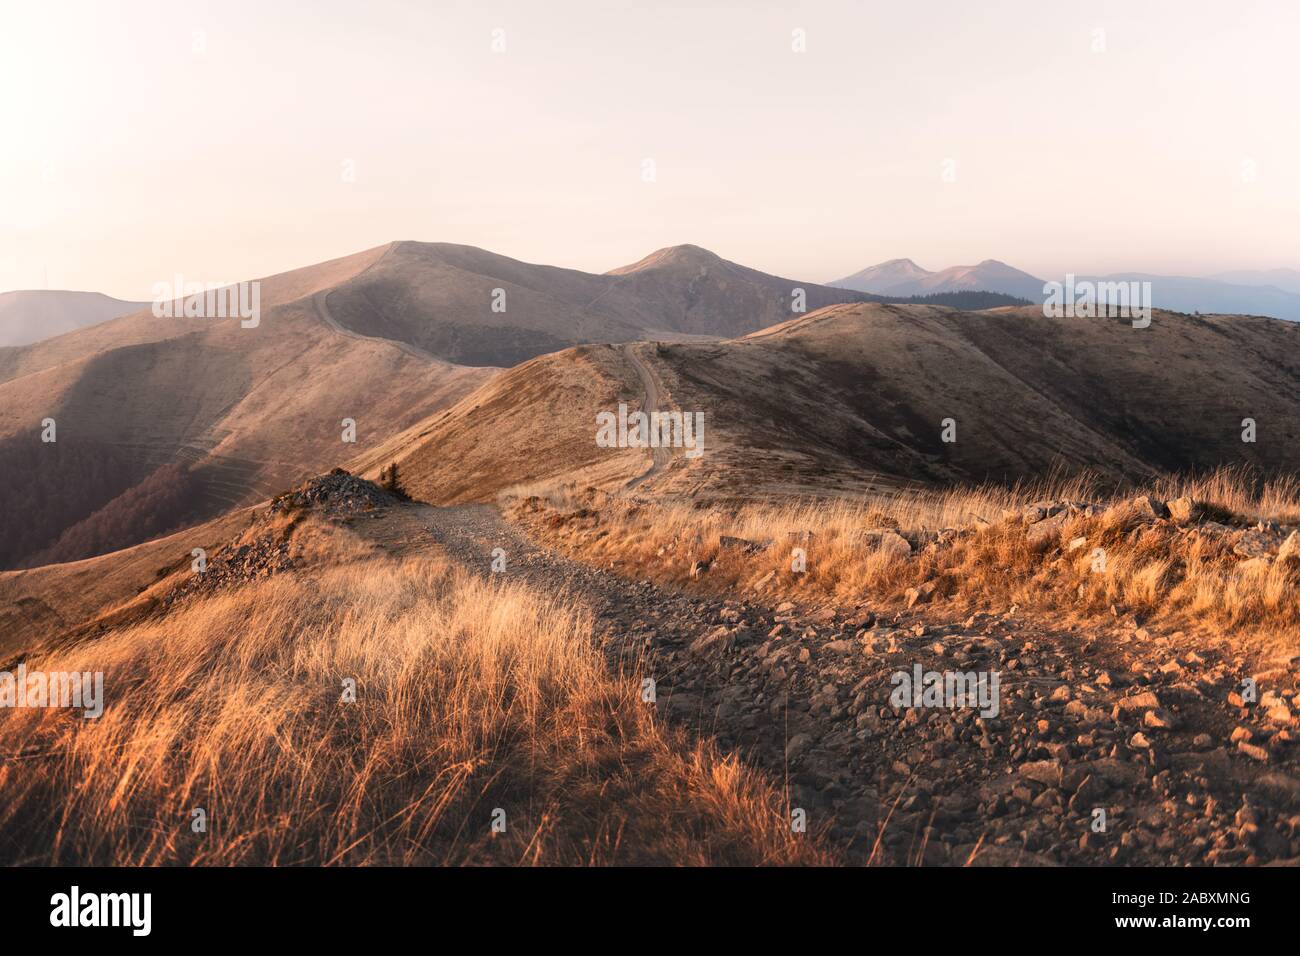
[620,342,673,488]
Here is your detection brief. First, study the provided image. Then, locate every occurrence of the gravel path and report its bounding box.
[415,502,1300,866]
[620,343,674,488]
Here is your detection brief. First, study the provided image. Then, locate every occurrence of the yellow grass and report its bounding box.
[1152,468,1300,525]
[508,468,1300,647]
[0,557,827,866]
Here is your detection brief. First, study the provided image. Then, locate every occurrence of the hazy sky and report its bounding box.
[2,0,1297,299]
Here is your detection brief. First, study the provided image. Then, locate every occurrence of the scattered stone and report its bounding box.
[1130,495,1170,520]
[1026,513,1067,547]
[479,494,1300,866]
[1237,741,1270,762]
[1167,497,1205,524]
[1232,530,1275,560]
[719,535,769,555]
[1020,760,1063,787]
[1022,501,1064,523]
[1114,691,1161,714]
[689,625,733,656]
[857,529,913,559]
[1266,703,1294,724]
[1143,709,1179,730]
[785,733,815,762]
[905,581,938,608]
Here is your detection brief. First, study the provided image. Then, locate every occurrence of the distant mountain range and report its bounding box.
[1,238,1297,571]
[832,260,1300,322]
[6,257,1297,354]
[0,247,1031,353]
[833,258,1047,302]
[1211,269,1300,295]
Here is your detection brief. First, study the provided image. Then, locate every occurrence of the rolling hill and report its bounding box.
[0,241,888,567]
[0,291,149,347]
[389,303,1300,505]
[1086,273,1300,321]
[0,244,495,569]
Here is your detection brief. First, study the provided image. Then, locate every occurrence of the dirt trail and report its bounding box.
[388,501,1300,866]
[621,343,673,487]
[311,288,442,364]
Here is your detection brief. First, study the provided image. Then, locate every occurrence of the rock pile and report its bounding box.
[162,533,296,606]
[269,469,395,519]
[166,472,395,605]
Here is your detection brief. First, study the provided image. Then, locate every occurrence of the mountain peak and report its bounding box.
[606,244,725,276]
[829,257,933,293]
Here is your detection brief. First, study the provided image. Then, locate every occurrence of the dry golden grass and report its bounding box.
[0,557,828,866]
[1150,469,1300,525]
[508,468,1300,647]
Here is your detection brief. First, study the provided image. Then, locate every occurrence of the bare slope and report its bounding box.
[393,303,1300,504]
[389,344,647,504]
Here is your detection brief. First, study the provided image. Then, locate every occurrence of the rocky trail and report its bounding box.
[405,500,1300,866]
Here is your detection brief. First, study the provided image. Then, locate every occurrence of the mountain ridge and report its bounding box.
[833,257,1300,321]
[388,301,1300,506]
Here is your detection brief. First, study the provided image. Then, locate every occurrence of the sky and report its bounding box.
[2,0,1297,299]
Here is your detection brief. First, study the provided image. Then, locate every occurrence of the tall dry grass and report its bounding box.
[1150,467,1300,525]
[508,468,1300,646]
[0,557,827,866]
